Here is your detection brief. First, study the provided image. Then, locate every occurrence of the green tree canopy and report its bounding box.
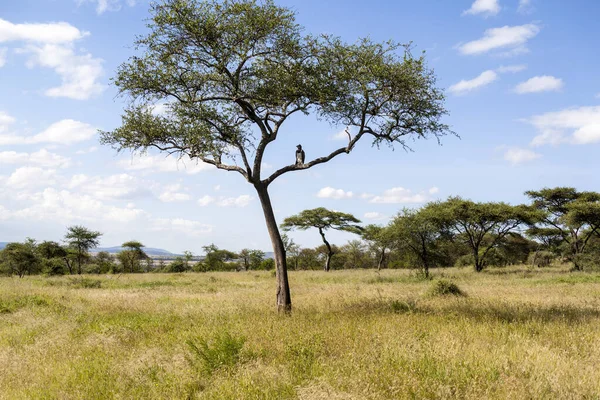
[425,197,540,272]
[362,224,395,270]
[526,187,600,270]
[100,0,452,311]
[281,208,361,271]
[64,226,102,275]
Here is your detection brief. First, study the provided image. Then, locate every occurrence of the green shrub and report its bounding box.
[454,254,474,268]
[260,259,275,271]
[428,279,466,297]
[186,331,246,376]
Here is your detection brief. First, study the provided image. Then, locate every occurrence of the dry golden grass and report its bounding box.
[1,267,600,399]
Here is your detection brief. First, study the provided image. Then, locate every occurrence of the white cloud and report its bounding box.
[0,111,16,132]
[317,186,354,200]
[0,119,97,146]
[364,212,387,221]
[0,149,71,168]
[197,194,253,207]
[159,184,190,202]
[67,173,151,201]
[159,192,190,202]
[463,0,500,16]
[0,18,88,44]
[118,154,212,175]
[458,24,540,55]
[217,195,253,208]
[0,18,103,100]
[5,167,57,189]
[526,106,600,146]
[213,185,221,192]
[197,195,215,207]
[515,76,564,94]
[331,127,353,141]
[518,0,533,14]
[449,70,498,95]
[497,64,527,73]
[21,44,104,100]
[429,187,440,195]
[4,187,144,223]
[0,47,7,67]
[76,0,138,15]
[75,146,98,155]
[504,147,541,165]
[369,187,436,204]
[151,218,212,236]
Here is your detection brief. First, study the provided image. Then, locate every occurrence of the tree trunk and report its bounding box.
[377,249,385,271]
[255,184,291,313]
[319,228,333,272]
[473,250,484,272]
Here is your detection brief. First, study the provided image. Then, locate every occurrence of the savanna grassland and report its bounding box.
[2,267,600,399]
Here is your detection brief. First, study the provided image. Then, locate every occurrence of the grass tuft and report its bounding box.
[428,279,466,297]
[186,330,246,376]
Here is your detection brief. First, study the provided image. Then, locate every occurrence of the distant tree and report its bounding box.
[64,226,102,274]
[389,208,445,277]
[426,197,540,272]
[37,240,69,275]
[282,234,300,270]
[526,187,600,270]
[297,248,319,270]
[202,244,238,271]
[341,240,369,269]
[99,0,452,311]
[0,239,40,278]
[238,249,264,271]
[117,240,149,273]
[282,208,362,271]
[183,251,194,271]
[95,251,116,274]
[362,224,395,270]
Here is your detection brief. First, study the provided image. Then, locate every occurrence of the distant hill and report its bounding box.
[91,247,175,256]
[0,242,274,259]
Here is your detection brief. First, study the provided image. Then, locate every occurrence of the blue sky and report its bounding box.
[0,0,599,254]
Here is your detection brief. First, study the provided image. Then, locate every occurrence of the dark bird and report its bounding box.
[295,144,305,165]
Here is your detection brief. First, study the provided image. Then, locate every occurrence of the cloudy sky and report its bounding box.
[0,0,599,253]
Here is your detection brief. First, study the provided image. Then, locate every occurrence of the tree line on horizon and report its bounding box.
[2,187,600,278]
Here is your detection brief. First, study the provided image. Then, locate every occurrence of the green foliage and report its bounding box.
[0,239,40,278]
[64,226,102,275]
[526,187,600,270]
[527,251,555,268]
[428,279,466,297]
[95,251,116,274]
[259,258,275,271]
[424,197,541,272]
[202,244,238,271]
[163,257,187,273]
[281,208,362,232]
[186,331,246,376]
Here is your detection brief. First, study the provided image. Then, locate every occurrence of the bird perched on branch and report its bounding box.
[295,144,305,165]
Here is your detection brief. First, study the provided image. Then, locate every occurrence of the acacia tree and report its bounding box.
[281,208,362,272]
[389,208,444,277]
[526,187,600,270]
[117,240,149,273]
[100,0,451,311]
[426,197,540,272]
[362,224,395,270]
[64,226,102,274]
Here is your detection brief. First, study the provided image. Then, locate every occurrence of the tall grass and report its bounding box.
[1,266,600,399]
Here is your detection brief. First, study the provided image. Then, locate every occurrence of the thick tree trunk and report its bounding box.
[319,228,333,272]
[255,184,292,313]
